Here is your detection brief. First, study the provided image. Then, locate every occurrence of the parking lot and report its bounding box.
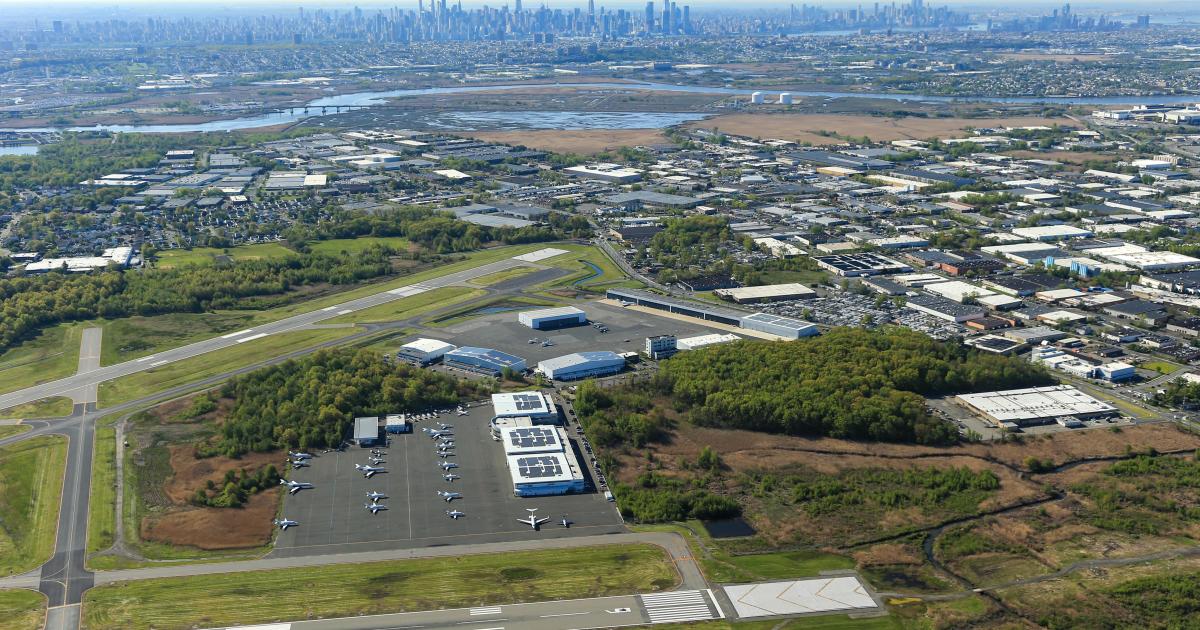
[271,404,625,559]
[426,298,730,368]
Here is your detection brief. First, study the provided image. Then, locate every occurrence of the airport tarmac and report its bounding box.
[272,406,624,558]
[421,298,729,370]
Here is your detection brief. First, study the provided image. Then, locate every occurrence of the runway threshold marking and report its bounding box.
[236,333,268,343]
[469,606,502,616]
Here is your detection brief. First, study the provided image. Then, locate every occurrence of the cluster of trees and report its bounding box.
[573,382,670,449]
[209,349,486,456]
[646,215,736,269]
[655,328,1054,445]
[613,471,741,523]
[786,466,1000,517]
[190,465,281,508]
[1153,380,1200,409]
[284,206,590,255]
[0,246,394,351]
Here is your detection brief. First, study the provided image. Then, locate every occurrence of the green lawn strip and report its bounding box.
[0,323,84,394]
[1141,361,1180,376]
[0,397,75,420]
[425,294,561,328]
[86,426,118,557]
[0,426,31,440]
[82,544,678,630]
[308,236,412,256]
[98,327,359,407]
[100,312,260,366]
[758,268,832,287]
[470,266,538,286]
[325,286,487,324]
[0,435,68,576]
[153,242,296,269]
[632,522,852,583]
[0,589,47,630]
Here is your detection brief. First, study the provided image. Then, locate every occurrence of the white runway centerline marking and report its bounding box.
[235,333,268,343]
[220,329,254,339]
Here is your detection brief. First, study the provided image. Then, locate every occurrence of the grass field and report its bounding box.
[1141,360,1180,376]
[688,113,1076,144]
[153,242,296,269]
[465,129,670,154]
[535,244,630,292]
[0,435,67,576]
[0,422,29,436]
[0,397,74,420]
[426,295,560,328]
[100,312,259,366]
[325,286,486,324]
[308,236,412,256]
[87,426,118,557]
[633,522,853,584]
[0,323,84,395]
[758,268,832,287]
[0,589,46,630]
[647,616,900,629]
[82,544,678,630]
[98,327,359,407]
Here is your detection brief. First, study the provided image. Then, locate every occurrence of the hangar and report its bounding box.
[500,426,586,497]
[538,351,626,380]
[740,312,819,339]
[491,391,559,423]
[444,346,526,376]
[518,306,587,330]
[353,417,382,447]
[397,338,456,365]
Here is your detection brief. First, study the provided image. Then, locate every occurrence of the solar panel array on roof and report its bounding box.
[514,455,564,479]
[507,426,559,450]
[513,393,544,411]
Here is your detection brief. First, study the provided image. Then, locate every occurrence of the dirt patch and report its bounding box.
[141,488,280,550]
[463,128,670,154]
[163,445,282,504]
[688,113,1077,143]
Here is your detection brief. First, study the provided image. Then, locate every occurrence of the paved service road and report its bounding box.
[0,257,533,411]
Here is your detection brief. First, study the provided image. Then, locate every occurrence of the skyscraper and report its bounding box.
[645,1,654,33]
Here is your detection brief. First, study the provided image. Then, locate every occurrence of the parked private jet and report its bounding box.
[437,491,462,502]
[366,491,387,503]
[443,473,461,482]
[288,451,313,460]
[279,479,314,494]
[560,515,572,528]
[355,464,386,478]
[364,503,388,514]
[446,509,465,519]
[439,461,459,471]
[428,430,453,439]
[437,422,452,430]
[290,460,309,470]
[369,456,386,465]
[517,508,550,530]
[436,451,454,458]
[274,518,299,530]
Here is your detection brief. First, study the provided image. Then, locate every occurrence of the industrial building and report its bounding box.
[538,351,626,381]
[956,385,1117,427]
[444,346,526,376]
[814,253,912,277]
[905,294,985,323]
[740,312,820,339]
[518,306,587,330]
[645,335,678,359]
[353,416,382,447]
[491,391,559,424]
[677,333,741,351]
[397,338,456,365]
[500,426,587,497]
[714,283,816,304]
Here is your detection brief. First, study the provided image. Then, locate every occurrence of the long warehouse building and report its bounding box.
[538,351,626,380]
[518,306,587,330]
[606,288,818,339]
[444,346,526,376]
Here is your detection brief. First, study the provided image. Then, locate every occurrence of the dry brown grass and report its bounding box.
[688,113,1077,143]
[463,129,670,155]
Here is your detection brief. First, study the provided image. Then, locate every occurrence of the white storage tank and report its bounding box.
[778,92,794,105]
[750,91,764,105]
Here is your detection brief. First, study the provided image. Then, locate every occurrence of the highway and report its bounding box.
[0,257,532,411]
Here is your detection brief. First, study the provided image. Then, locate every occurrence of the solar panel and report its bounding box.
[507,427,558,449]
[513,393,544,411]
[515,455,563,479]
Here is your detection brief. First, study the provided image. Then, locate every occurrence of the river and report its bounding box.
[1,81,1197,135]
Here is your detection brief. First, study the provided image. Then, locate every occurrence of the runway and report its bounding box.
[0,256,534,411]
